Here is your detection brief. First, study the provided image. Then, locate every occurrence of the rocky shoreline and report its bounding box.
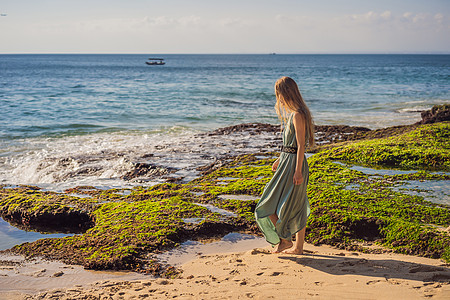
[207,104,450,147]
[0,105,449,282]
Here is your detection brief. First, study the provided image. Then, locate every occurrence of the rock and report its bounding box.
[24,268,47,277]
[206,123,280,135]
[417,104,450,124]
[156,279,170,285]
[196,158,231,175]
[164,176,184,183]
[121,162,176,180]
[314,125,371,145]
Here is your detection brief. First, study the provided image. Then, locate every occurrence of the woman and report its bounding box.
[255,76,314,254]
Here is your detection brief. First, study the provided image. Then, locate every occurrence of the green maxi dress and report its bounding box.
[255,114,310,245]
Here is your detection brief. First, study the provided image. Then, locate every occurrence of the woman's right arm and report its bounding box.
[272,157,280,172]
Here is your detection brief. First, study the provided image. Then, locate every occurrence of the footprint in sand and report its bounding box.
[366,280,384,285]
[156,279,170,285]
[24,268,47,277]
[250,248,272,255]
[408,265,446,273]
[336,261,356,267]
[411,282,442,296]
[229,269,239,275]
[51,271,64,277]
[341,268,356,273]
[387,279,404,285]
[307,293,320,297]
[427,273,450,282]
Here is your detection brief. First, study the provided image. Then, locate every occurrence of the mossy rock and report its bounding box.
[320,122,450,170]
[0,186,247,276]
[0,122,449,276]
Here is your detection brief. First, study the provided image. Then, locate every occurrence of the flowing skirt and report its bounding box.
[255,153,310,245]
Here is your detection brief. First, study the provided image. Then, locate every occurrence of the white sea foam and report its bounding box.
[0,128,280,191]
[395,107,426,113]
[314,110,422,129]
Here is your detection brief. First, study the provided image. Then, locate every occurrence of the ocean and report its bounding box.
[0,54,449,190]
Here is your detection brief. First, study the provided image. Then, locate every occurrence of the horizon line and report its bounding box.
[1,52,450,55]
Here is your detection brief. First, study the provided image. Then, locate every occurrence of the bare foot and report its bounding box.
[272,240,293,253]
[282,247,303,255]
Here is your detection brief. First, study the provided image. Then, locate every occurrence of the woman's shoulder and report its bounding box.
[292,111,305,123]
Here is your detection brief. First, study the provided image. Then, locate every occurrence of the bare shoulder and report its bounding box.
[292,112,305,135]
[292,112,305,124]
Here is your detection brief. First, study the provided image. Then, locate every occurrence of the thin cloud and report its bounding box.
[1,5,448,53]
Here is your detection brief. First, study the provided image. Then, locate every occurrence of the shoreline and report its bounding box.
[0,105,449,298]
[1,104,447,192]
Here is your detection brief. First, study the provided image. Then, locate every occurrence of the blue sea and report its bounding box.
[0,54,449,251]
[0,54,449,190]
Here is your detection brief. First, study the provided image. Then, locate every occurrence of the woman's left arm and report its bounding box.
[292,112,306,185]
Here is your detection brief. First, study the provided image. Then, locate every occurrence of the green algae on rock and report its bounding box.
[305,123,449,260]
[0,122,449,276]
[188,123,450,261]
[306,155,449,259]
[0,186,97,233]
[0,184,249,276]
[320,122,450,170]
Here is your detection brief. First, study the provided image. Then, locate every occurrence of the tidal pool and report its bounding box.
[332,161,417,175]
[333,162,450,206]
[0,218,74,251]
[194,203,238,217]
[218,194,259,201]
[393,180,450,206]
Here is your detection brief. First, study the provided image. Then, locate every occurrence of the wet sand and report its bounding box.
[6,243,449,300]
[0,253,148,300]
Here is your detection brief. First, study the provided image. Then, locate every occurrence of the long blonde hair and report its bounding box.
[274,76,315,146]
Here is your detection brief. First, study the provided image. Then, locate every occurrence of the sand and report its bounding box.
[3,243,449,300]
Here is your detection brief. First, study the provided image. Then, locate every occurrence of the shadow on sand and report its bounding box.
[278,253,450,283]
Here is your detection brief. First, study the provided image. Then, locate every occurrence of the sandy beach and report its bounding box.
[1,242,447,300]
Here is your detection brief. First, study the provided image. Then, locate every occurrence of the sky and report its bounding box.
[0,0,449,54]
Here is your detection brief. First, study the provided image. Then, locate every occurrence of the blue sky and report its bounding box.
[0,0,449,53]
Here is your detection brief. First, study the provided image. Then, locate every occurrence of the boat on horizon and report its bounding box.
[146,58,165,65]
